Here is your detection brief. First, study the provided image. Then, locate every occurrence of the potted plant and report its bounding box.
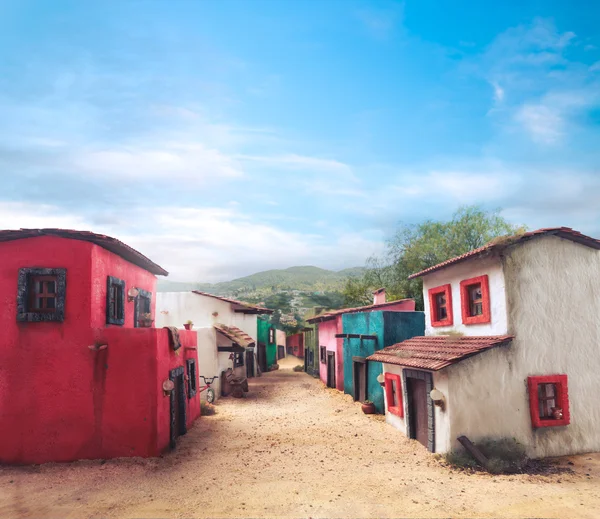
[361,400,376,414]
[138,312,153,328]
[184,320,194,331]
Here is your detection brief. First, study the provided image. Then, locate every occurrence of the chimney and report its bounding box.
[372,288,386,305]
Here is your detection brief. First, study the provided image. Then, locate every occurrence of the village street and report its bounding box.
[1,356,599,519]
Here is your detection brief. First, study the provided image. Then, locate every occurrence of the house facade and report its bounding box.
[276,329,287,361]
[286,332,304,358]
[368,228,600,458]
[156,291,272,399]
[308,293,416,392]
[340,310,424,413]
[0,229,200,464]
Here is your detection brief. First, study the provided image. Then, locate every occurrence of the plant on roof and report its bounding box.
[186,319,193,325]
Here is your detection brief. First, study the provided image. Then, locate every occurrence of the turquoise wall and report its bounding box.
[257,318,277,368]
[342,311,425,413]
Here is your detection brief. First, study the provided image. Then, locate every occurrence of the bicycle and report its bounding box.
[199,375,218,403]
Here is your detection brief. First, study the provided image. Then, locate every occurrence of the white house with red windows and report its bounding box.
[367,227,600,458]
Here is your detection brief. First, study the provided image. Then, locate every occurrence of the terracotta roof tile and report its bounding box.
[366,335,513,371]
[192,291,273,314]
[306,298,415,324]
[0,228,167,275]
[214,323,255,348]
[408,227,600,279]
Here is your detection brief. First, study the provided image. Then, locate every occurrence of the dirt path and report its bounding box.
[1,358,599,518]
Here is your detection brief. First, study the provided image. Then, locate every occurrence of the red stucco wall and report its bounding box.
[286,333,304,358]
[0,236,200,464]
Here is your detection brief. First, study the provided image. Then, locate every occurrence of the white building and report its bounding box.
[367,227,600,458]
[156,291,273,400]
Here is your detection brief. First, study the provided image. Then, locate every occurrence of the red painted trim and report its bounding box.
[527,374,570,428]
[384,372,403,417]
[459,274,491,325]
[428,284,453,327]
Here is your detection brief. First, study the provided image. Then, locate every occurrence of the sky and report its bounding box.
[1,0,599,282]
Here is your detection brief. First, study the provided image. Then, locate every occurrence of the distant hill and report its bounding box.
[157,265,365,296]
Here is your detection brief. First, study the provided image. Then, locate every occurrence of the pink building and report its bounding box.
[307,290,415,391]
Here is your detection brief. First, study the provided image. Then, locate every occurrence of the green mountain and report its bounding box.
[157,265,365,296]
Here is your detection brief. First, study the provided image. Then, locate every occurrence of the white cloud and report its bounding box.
[491,81,505,102]
[0,202,383,282]
[515,103,563,143]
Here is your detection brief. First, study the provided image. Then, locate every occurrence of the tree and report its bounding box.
[344,205,525,310]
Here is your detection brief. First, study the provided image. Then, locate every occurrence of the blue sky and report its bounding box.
[1,1,599,281]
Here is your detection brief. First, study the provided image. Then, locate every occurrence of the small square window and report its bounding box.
[233,352,245,368]
[268,328,275,343]
[384,372,403,417]
[106,276,125,326]
[460,275,491,325]
[320,346,327,364]
[527,375,570,428]
[428,284,453,327]
[186,359,197,398]
[17,268,66,322]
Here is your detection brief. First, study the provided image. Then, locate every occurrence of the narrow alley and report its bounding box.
[1,357,599,519]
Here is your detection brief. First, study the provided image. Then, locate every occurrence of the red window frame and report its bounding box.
[428,284,453,327]
[527,375,570,428]
[384,372,403,417]
[459,275,491,325]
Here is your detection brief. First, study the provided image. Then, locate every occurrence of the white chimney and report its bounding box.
[373,288,386,305]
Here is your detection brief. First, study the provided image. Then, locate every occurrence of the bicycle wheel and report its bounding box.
[206,388,215,403]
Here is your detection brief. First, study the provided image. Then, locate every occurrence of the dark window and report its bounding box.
[467,283,483,316]
[17,268,66,322]
[309,350,314,366]
[233,352,245,368]
[384,372,403,417]
[320,346,327,364]
[106,276,125,325]
[134,288,152,328]
[435,293,447,321]
[186,359,197,398]
[538,383,557,419]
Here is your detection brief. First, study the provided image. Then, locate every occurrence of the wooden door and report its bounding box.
[408,378,428,448]
[246,350,255,378]
[169,367,187,449]
[353,360,367,402]
[278,345,285,359]
[257,342,267,373]
[327,352,336,388]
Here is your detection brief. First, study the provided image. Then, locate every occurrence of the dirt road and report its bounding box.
[1,355,599,518]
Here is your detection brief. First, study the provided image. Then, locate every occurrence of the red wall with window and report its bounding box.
[0,235,199,464]
[286,333,304,358]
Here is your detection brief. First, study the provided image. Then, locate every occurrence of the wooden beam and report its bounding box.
[457,436,489,468]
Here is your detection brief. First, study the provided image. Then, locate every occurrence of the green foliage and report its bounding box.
[343,205,526,310]
[444,437,528,474]
[200,401,216,416]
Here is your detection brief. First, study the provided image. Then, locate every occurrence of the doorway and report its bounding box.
[257,342,267,373]
[326,352,336,388]
[353,358,367,402]
[278,345,285,360]
[169,366,187,449]
[404,369,434,451]
[246,350,255,378]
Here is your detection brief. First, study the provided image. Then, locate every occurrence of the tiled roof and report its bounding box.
[214,324,256,348]
[408,227,600,279]
[306,298,415,324]
[366,335,513,371]
[0,228,167,275]
[192,291,273,314]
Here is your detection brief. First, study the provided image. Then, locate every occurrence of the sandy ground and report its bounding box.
[1,354,599,519]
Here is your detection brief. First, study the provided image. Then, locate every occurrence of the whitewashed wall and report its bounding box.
[276,329,286,359]
[156,292,260,401]
[382,364,450,453]
[445,235,600,457]
[422,255,508,336]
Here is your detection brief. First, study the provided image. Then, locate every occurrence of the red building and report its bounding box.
[0,229,200,464]
[286,333,304,358]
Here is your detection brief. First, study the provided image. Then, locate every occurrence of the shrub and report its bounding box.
[200,401,216,416]
[444,437,528,474]
[293,365,304,372]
